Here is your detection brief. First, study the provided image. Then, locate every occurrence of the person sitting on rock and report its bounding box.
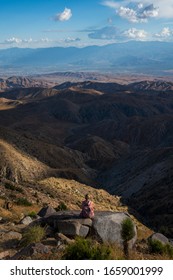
[80,194,94,218]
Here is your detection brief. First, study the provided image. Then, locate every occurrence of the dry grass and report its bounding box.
[0,198,40,222]
[38,177,120,211]
[0,139,49,183]
[0,98,21,110]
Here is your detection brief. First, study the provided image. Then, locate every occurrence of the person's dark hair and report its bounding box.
[85,194,89,200]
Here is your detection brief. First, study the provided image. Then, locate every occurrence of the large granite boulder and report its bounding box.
[42,211,91,238]
[92,212,137,248]
[39,210,137,247]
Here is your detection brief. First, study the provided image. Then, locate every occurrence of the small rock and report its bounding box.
[55,233,75,245]
[20,216,33,225]
[0,231,22,250]
[0,250,11,260]
[42,238,58,246]
[37,206,56,218]
[45,226,55,238]
[149,233,169,245]
[4,231,22,241]
[11,243,50,260]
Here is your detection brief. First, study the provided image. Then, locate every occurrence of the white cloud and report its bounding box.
[4,37,34,44]
[5,37,22,44]
[2,37,51,46]
[138,3,144,9]
[102,1,119,9]
[54,8,72,22]
[64,37,81,43]
[149,1,173,18]
[140,4,159,19]
[155,27,172,38]
[123,28,148,39]
[22,38,33,43]
[116,4,159,23]
[103,0,161,22]
[87,26,149,42]
[118,6,140,23]
[88,26,120,39]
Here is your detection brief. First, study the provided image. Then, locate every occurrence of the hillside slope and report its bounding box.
[1,79,173,235]
[0,139,50,182]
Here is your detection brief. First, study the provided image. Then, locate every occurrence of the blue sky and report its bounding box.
[1,0,173,49]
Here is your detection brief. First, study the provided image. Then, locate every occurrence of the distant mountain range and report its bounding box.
[1,41,173,75]
[1,74,173,93]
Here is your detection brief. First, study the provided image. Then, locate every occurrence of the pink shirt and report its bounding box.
[80,199,94,218]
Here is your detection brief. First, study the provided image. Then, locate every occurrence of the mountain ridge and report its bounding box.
[1,41,173,75]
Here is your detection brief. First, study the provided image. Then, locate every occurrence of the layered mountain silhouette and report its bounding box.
[1,41,173,74]
[1,77,173,234]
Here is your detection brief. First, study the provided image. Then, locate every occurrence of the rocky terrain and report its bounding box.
[0,76,53,92]
[0,202,156,260]
[129,80,173,92]
[0,76,173,249]
[0,199,171,260]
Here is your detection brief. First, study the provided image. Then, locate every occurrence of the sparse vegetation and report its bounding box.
[121,217,135,258]
[63,237,115,260]
[148,239,165,254]
[16,197,32,206]
[21,225,46,246]
[28,211,37,219]
[4,182,23,193]
[56,201,68,211]
[148,239,173,258]
[4,182,15,191]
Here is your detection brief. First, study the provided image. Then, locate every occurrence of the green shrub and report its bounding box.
[4,183,23,193]
[164,244,173,258]
[148,239,173,258]
[56,201,68,211]
[21,225,45,246]
[148,239,164,254]
[4,182,15,191]
[121,217,135,258]
[63,237,113,260]
[121,218,135,242]
[28,211,37,219]
[16,197,32,206]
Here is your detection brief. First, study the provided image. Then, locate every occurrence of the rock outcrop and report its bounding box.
[92,212,137,247]
[37,206,56,217]
[37,210,137,247]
